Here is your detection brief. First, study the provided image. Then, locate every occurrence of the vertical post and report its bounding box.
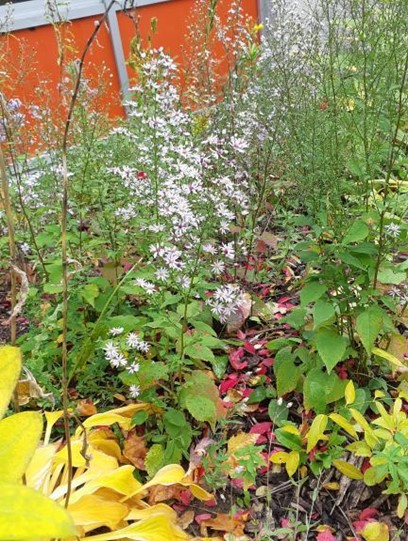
[104,1,130,113]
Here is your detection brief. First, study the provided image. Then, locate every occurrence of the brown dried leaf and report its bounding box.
[123,430,147,469]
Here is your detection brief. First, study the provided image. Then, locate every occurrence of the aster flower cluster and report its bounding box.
[107,47,255,295]
[206,284,248,324]
[103,327,150,398]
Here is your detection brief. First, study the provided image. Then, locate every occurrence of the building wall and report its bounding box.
[0,0,258,119]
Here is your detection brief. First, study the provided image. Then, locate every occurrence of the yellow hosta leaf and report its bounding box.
[70,465,142,503]
[285,451,300,477]
[345,380,355,405]
[329,413,358,439]
[128,464,212,501]
[0,345,21,419]
[0,481,75,540]
[270,452,289,464]
[332,459,363,480]
[372,347,406,368]
[83,412,133,430]
[126,503,177,521]
[55,440,118,470]
[68,494,129,534]
[359,521,389,541]
[44,410,64,445]
[25,442,59,491]
[184,481,213,501]
[306,414,328,453]
[81,404,159,432]
[81,514,189,541]
[0,412,43,482]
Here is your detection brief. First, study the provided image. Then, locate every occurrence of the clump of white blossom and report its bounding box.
[103,327,150,398]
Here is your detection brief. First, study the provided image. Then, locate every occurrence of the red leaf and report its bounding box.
[219,374,240,394]
[229,348,248,370]
[195,513,212,525]
[249,422,272,436]
[359,508,379,521]
[317,527,336,541]
[244,341,256,354]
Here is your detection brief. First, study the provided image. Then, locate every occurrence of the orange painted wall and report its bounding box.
[0,0,258,119]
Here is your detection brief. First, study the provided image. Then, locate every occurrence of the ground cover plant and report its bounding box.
[0,0,407,539]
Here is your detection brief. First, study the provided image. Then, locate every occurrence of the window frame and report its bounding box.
[0,0,168,31]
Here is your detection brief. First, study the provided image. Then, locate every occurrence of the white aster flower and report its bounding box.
[109,327,124,336]
[129,384,141,398]
[127,361,140,374]
[385,223,401,238]
[127,332,141,348]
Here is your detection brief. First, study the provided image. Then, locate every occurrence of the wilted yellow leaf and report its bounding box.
[281,424,300,435]
[0,482,75,540]
[306,414,328,452]
[329,413,358,439]
[372,347,406,369]
[285,451,300,477]
[227,432,259,454]
[332,459,363,480]
[345,380,355,405]
[359,521,389,541]
[322,482,340,490]
[270,452,289,464]
[0,412,43,483]
[0,345,21,419]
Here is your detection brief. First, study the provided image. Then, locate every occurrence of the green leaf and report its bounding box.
[145,445,165,477]
[184,343,215,364]
[80,283,99,308]
[314,328,348,373]
[282,307,307,329]
[0,482,75,540]
[185,395,216,428]
[313,300,335,329]
[356,306,383,356]
[342,220,369,244]
[131,410,149,426]
[377,266,406,285]
[303,368,329,413]
[0,412,43,483]
[0,346,21,419]
[276,359,301,397]
[268,399,289,426]
[164,408,186,428]
[300,282,327,306]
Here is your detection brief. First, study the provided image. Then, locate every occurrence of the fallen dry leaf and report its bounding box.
[123,430,148,470]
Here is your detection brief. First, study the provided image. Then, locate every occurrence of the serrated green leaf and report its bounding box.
[356,306,383,356]
[314,328,348,373]
[276,359,301,396]
[185,395,216,428]
[313,300,335,329]
[342,220,369,244]
[300,282,327,306]
[145,444,165,477]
